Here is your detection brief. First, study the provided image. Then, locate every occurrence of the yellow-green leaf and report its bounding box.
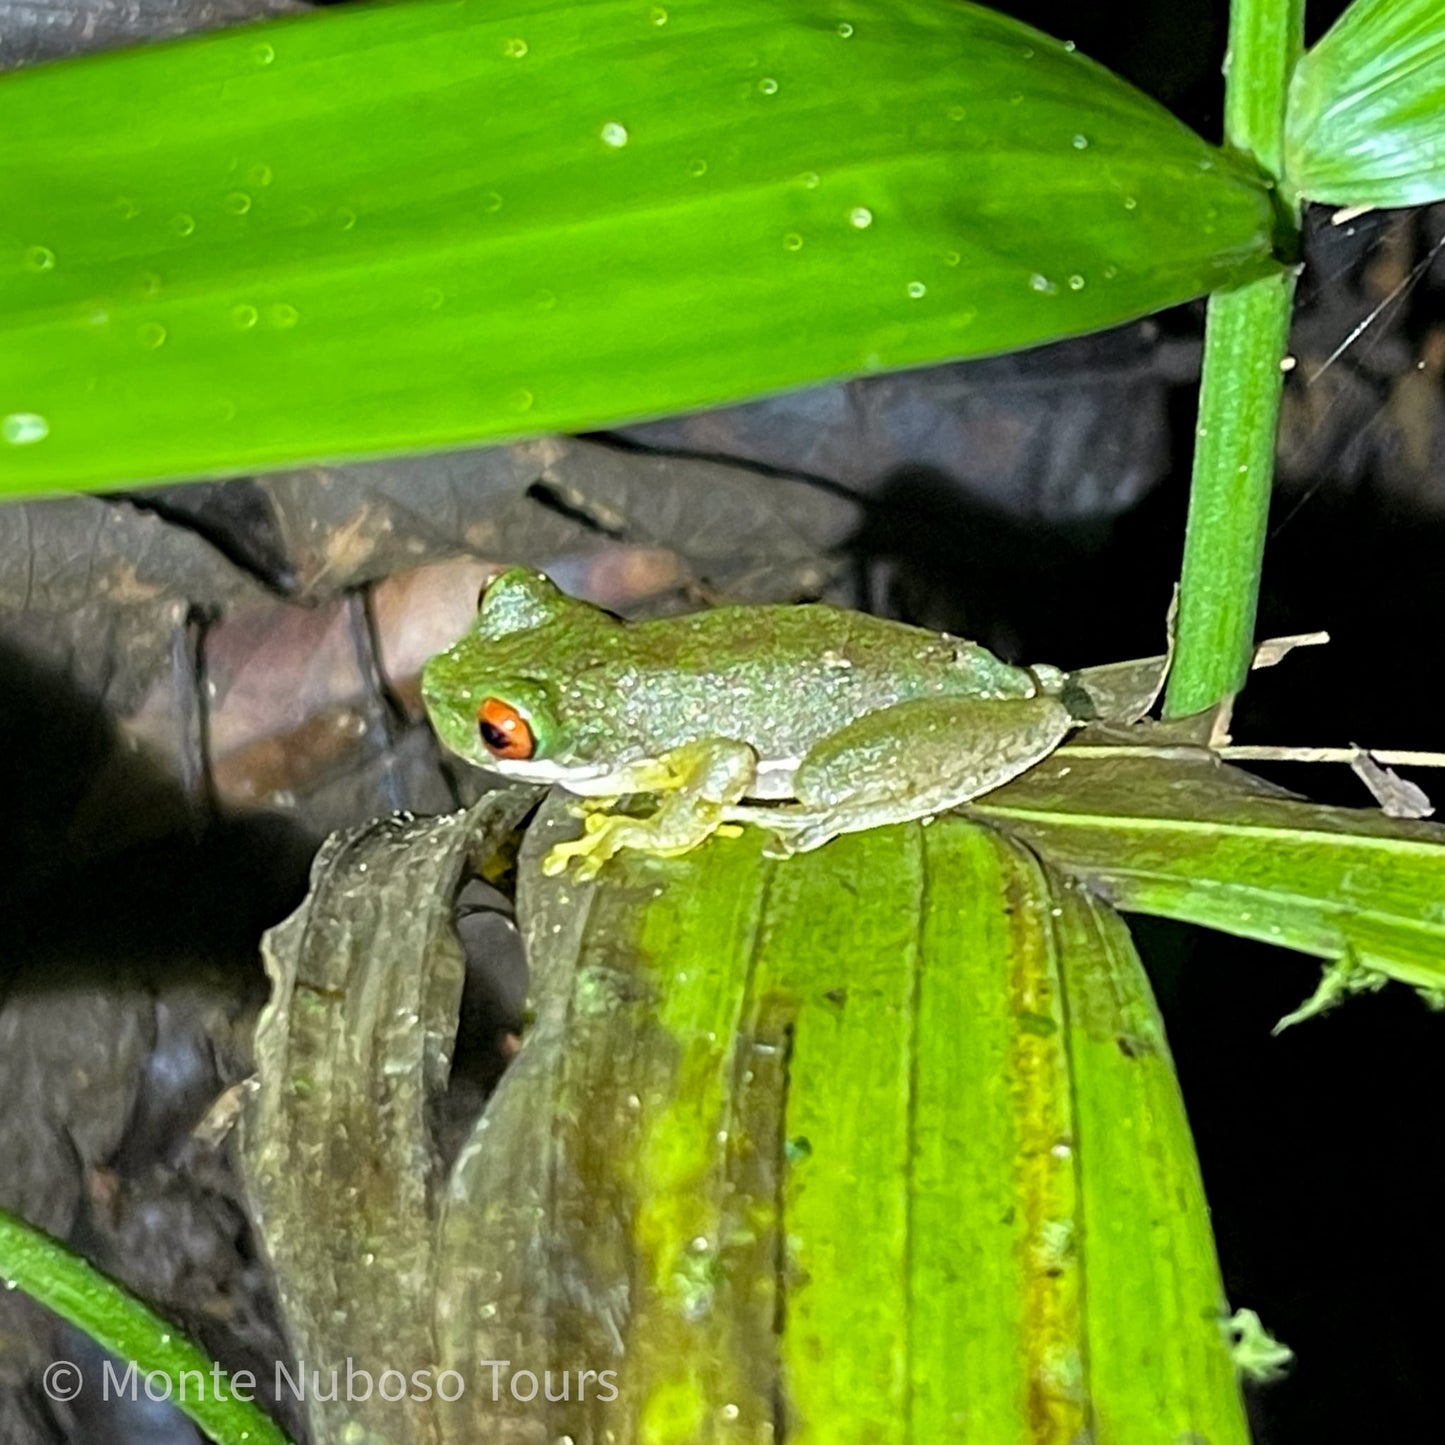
[445,800,1252,1442]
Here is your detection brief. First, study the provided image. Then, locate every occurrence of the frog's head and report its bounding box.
[421,569,621,784]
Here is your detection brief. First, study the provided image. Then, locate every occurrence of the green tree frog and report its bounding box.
[422,569,1083,877]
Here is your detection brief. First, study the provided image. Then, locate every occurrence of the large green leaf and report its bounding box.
[1285,0,1445,207]
[452,799,1250,1442]
[973,739,1445,996]
[236,793,1253,1442]
[0,0,1280,497]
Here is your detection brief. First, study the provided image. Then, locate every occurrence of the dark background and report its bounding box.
[2,0,1442,1439]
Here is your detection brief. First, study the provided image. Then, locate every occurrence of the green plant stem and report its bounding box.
[1166,275,1296,716]
[1165,0,1304,718]
[0,1206,295,1445]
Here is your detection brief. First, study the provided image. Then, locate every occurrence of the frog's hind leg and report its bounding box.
[542,738,757,877]
[759,694,1074,855]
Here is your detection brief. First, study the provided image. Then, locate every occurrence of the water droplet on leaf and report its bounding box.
[3,413,49,445]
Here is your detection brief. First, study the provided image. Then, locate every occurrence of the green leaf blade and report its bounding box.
[758,830,922,1442]
[974,747,1445,994]
[913,823,1250,1445]
[2,0,1280,495]
[1285,0,1445,207]
[910,822,1082,1444]
[1058,893,1250,1443]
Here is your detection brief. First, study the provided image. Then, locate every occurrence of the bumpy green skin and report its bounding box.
[422,570,1075,869]
[423,571,1039,776]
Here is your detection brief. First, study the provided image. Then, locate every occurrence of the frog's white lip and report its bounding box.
[483,757,615,788]
[485,753,803,799]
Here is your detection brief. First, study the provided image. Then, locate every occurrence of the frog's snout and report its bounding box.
[419,656,462,734]
[418,658,442,716]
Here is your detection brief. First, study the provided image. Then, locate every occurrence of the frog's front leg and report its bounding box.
[748,694,1075,855]
[542,738,757,878]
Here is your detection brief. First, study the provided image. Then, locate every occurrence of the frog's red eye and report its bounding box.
[478,698,535,760]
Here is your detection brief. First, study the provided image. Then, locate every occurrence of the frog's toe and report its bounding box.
[543,808,660,876]
[540,840,583,877]
[745,806,840,858]
[565,797,613,821]
[762,822,838,858]
[543,792,742,875]
[542,823,620,876]
[542,842,613,879]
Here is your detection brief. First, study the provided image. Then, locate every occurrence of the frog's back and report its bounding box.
[605,602,1038,760]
